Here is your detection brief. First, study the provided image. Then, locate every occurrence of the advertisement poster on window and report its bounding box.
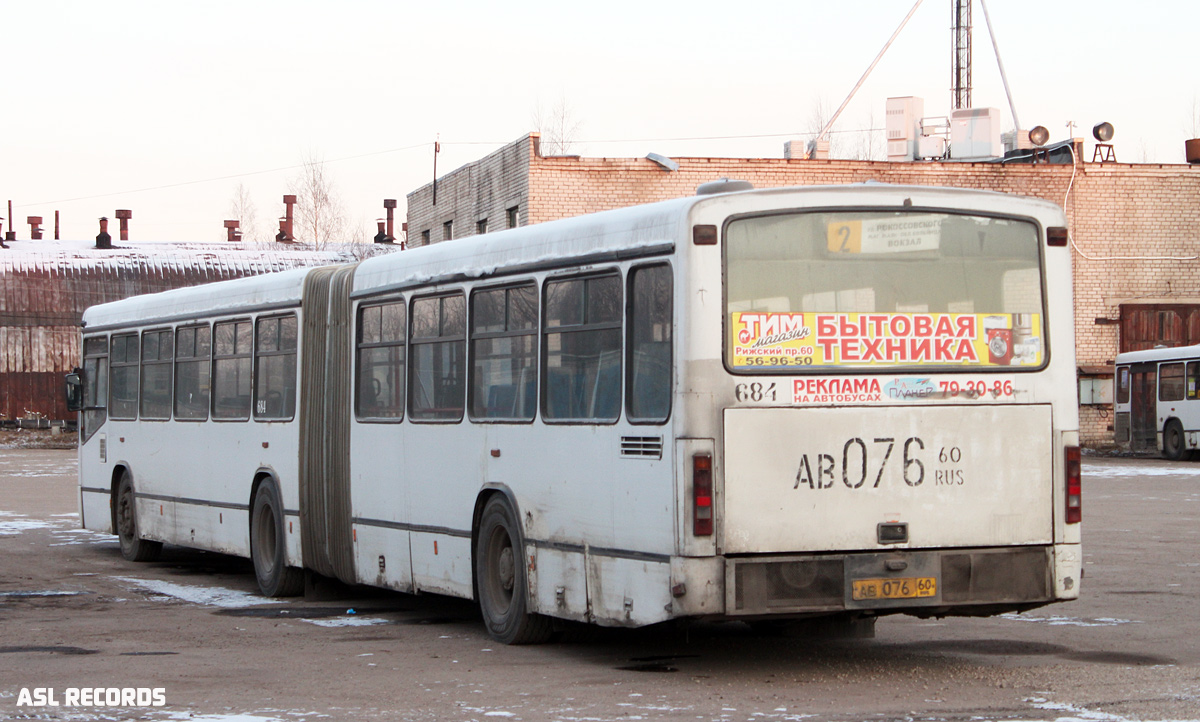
[730,312,1042,369]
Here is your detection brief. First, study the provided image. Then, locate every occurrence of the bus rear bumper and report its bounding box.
[724,545,1078,618]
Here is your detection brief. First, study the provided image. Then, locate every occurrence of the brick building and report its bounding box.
[407,133,1200,447]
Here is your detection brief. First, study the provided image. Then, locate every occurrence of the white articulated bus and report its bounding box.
[69,183,1082,643]
[1113,343,1200,459]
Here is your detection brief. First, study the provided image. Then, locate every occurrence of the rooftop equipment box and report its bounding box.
[951,107,1002,159]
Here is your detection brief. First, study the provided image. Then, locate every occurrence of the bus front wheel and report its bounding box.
[475,496,552,645]
[1163,419,1187,461]
[114,471,162,562]
[250,482,303,597]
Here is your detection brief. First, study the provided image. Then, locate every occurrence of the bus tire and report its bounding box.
[250,482,303,597]
[1163,419,1187,461]
[475,495,552,645]
[115,471,162,563]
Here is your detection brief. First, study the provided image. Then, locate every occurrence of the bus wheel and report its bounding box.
[475,496,552,645]
[115,471,162,562]
[250,482,303,597]
[1163,420,1187,461]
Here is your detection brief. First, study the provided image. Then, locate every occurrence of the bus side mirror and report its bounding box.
[65,371,83,412]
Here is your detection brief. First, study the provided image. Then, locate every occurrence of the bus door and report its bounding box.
[1129,362,1158,451]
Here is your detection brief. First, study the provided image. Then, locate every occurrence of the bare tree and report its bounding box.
[531,95,584,156]
[287,153,346,248]
[805,94,846,158]
[848,109,885,161]
[227,183,260,243]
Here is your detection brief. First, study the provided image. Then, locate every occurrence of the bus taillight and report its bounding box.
[693,454,713,536]
[1065,445,1082,524]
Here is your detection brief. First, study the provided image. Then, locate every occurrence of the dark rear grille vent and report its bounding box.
[621,436,663,459]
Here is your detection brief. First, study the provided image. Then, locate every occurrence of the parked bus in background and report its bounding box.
[1113,343,1200,459]
[68,182,1082,643]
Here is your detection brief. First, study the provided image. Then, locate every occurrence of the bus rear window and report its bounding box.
[725,210,1045,372]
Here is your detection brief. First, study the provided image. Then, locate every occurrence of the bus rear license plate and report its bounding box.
[851,577,937,601]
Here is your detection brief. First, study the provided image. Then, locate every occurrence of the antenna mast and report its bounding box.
[951,0,972,109]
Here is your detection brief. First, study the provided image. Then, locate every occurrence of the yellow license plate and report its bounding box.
[852,577,937,601]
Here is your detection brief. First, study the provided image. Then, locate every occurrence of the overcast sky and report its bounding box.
[5,0,1197,244]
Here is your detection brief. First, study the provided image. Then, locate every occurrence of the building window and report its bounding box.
[254,315,297,420]
[470,284,537,421]
[213,319,252,420]
[409,293,466,421]
[108,333,139,420]
[140,329,174,420]
[175,325,211,421]
[542,273,622,422]
[507,206,519,229]
[421,229,430,246]
[357,300,406,420]
[627,264,672,423]
[443,220,453,241]
[476,218,488,235]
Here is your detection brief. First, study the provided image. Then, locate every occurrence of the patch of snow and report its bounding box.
[1000,613,1140,627]
[1028,698,1200,722]
[300,616,392,628]
[115,576,279,608]
[1083,462,1200,478]
[0,513,53,535]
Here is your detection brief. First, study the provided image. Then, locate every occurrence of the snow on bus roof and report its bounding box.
[73,184,1064,328]
[354,196,696,294]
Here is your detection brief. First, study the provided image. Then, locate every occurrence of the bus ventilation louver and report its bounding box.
[620,436,663,459]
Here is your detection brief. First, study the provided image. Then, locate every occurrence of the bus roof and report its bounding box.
[81,265,320,330]
[353,183,1065,297]
[1115,344,1200,365]
[80,183,1065,329]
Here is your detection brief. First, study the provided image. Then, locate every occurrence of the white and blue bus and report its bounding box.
[69,182,1082,643]
[1113,343,1200,459]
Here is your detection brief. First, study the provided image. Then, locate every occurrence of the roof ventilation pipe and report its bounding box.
[95,217,112,250]
[114,209,132,241]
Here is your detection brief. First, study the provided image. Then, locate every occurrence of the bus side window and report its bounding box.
[174,325,211,421]
[82,336,109,441]
[254,315,298,421]
[109,333,139,420]
[140,328,174,420]
[213,320,253,420]
[1159,362,1185,402]
[470,283,537,422]
[409,293,466,421]
[543,273,622,423]
[356,300,406,421]
[627,264,672,423]
[1188,362,1200,400]
[1116,366,1130,404]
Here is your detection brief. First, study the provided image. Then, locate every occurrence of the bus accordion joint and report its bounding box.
[1065,445,1082,524]
[693,453,713,536]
